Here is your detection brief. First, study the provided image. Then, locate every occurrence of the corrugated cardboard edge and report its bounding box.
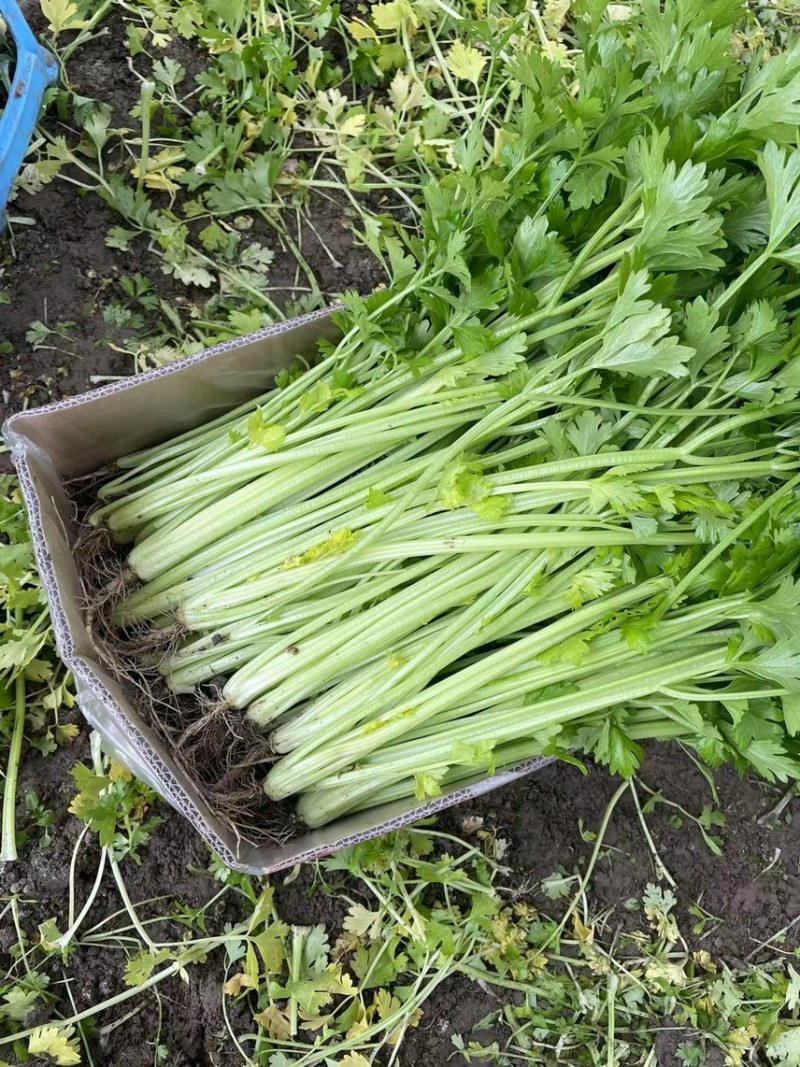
[3,309,333,432]
[12,447,238,864]
[4,309,553,874]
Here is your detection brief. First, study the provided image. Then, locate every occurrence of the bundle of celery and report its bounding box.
[94,0,800,827]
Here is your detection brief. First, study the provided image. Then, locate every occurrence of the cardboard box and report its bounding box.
[3,310,550,872]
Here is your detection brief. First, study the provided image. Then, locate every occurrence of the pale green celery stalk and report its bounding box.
[167,639,278,693]
[652,394,797,456]
[128,443,393,582]
[104,273,565,502]
[415,613,746,737]
[109,420,267,504]
[296,647,728,826]
[264,580,666,800]
[166,634,278,685]
[174,564,395,631]
[269,615,462,753]
[174,493,508,625]
[127,413,479,583]
[189,520,695,623]
[100,463,276,534]
[133,496,221,547]
[314,708,697,822]
[105,323,415,501]
[475,435,552,468]
[682,443,799,466]
[106,384,497,532]
[414,643,713,739]
[488,462,790,499]
[224,551,507,716]
[123,452,325,581]
[101,382,303,502]
[117,432,449,623]
[324,735,555,818]
[483,447,704,484]
[504,395,747,430]
[122,243,628,585]
[165,456,621,624]
[176,534,389,626]
[0,622,26,862]
[164,555,442,686]
[100,447,212,503]
[318,646,730,787]
[242,333,674,619]
[165,561,423,670]
[247,283,686,614]
[415,513,626,533]
[107,341,356,485]
[256,546,553,739]
[490,482,606,506]
[268,552,591,754]
[636,459,796,484]
[372,698,721,817]
[107,384,286,476]
[177,509,632,629]
[100,476,253,541]
[268,613,464,736]
[105,407,479,538]
[662,686,789,702]
[680,405,800,453]
[98,437,247,512]
[281,383,498,444]
[349,530,698,559]
[288,601,746,768]
[109,195,625,492]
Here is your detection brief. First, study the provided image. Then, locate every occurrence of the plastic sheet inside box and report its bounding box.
[3,309,551,873]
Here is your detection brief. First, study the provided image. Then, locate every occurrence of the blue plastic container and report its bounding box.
[0,0,58,231]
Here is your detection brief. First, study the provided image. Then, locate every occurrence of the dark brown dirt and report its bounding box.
[4,737,800,1066]
[0,11,383,423]
[0,180,381,423]
[1,180,133,413]
[1,727,250,1067]
[439,749,800,963]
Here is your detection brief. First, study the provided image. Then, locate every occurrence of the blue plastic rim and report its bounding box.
[0,0,58,233]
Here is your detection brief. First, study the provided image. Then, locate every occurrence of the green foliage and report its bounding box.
[68,760,163,862]
[0,478,76,860]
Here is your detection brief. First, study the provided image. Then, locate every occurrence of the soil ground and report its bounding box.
[0,11,384,422]
[2,18,800,1067]
[3,730,799,1066]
